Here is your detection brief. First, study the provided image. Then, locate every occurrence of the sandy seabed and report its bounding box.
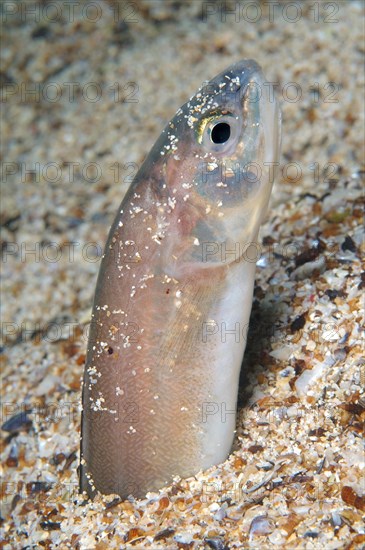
[1,1,364,548]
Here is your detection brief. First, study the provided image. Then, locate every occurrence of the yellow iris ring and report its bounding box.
[196,110,233,145]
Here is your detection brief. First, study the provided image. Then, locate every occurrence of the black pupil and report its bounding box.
[211,122,231,144]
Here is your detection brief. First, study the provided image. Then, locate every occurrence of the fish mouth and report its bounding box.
[224,59,263,81]
[194,59,263,104]
[210,59,264,101]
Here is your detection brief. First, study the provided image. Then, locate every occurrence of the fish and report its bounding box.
[80,59,281,499]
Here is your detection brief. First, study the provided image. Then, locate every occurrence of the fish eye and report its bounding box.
[199,114,241,154]
[211,122,231,144]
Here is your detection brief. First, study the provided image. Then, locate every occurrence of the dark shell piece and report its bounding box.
[1,410,33,434]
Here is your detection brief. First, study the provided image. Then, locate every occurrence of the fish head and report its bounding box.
[161,59,281,271]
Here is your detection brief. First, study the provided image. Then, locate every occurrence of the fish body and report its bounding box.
[80,60,281,499]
